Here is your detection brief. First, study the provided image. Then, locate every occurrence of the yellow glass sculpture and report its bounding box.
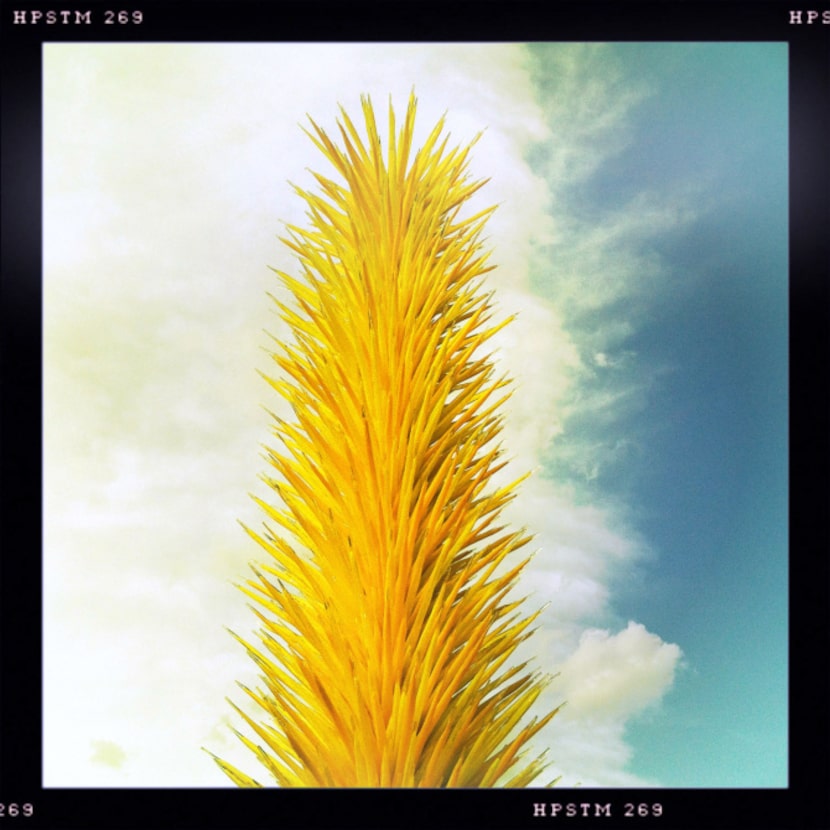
[211,92,558,787]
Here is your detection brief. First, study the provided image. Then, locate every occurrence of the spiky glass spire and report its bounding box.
[211,92,558,787]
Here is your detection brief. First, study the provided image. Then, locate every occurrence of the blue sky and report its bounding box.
[42,41,787,788]
[525,43,788,787]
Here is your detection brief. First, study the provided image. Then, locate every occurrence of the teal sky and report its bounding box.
[527,43,788,787]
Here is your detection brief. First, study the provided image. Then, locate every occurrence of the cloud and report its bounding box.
[557,622,682,721]
[531,622,682,787]
[42,42,688,787]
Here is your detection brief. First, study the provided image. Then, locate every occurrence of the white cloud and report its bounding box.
[529,622,682,787]
[43,42,687,788]
[557,622,682,721]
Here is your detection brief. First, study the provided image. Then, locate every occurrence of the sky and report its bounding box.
[42,42,788,788]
